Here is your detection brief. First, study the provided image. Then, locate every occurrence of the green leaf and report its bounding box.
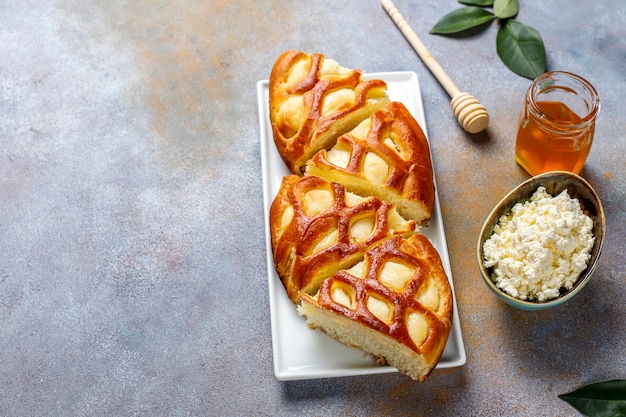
[459,0,494,6]
[430,7,495,34]
[496,20,546,79]
[558,380,626,417]
[493,0,519,19]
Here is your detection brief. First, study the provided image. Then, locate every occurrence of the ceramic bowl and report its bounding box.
[476,171,605,310]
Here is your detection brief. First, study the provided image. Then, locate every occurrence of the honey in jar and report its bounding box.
[515,71,600,176]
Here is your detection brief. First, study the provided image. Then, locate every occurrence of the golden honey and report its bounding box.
[515,72,600,176]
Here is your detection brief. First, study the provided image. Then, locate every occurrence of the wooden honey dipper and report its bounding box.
[381,0,489,134]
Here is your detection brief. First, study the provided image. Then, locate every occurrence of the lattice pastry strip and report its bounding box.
[270,175,416,303]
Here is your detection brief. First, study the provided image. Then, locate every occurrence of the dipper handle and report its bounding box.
[381,0,489,134]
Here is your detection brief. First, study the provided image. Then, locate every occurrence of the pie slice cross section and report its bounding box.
[270,174,416,303]
[269,50,390,174]
[306,101,435,224]
[298,234,453,382]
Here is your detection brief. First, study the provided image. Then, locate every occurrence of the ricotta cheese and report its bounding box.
[483,186,595,302]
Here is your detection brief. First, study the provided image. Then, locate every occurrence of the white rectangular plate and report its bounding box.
[257,71,466,381]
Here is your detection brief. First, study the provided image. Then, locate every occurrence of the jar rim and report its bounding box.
[527,71,601,129]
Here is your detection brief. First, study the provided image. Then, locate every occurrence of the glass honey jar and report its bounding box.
[515,71,600,176]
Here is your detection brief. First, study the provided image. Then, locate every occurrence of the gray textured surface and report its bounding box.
[1,0,624,416]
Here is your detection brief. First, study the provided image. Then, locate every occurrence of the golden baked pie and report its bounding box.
[298,234,453,381]
[270,174,416,303]
[306,101,435,224]
[266,50,454,381]
[269,50,390,174]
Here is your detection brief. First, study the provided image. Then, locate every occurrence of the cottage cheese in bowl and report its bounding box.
[482,186,595,302]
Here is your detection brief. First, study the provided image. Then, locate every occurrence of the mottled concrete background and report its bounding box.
[1,0,624,416]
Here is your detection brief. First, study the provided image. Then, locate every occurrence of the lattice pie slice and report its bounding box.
[270,175,416,303]
[269,50,390,174]
[306,101,435,224]
[298,234,453,382]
